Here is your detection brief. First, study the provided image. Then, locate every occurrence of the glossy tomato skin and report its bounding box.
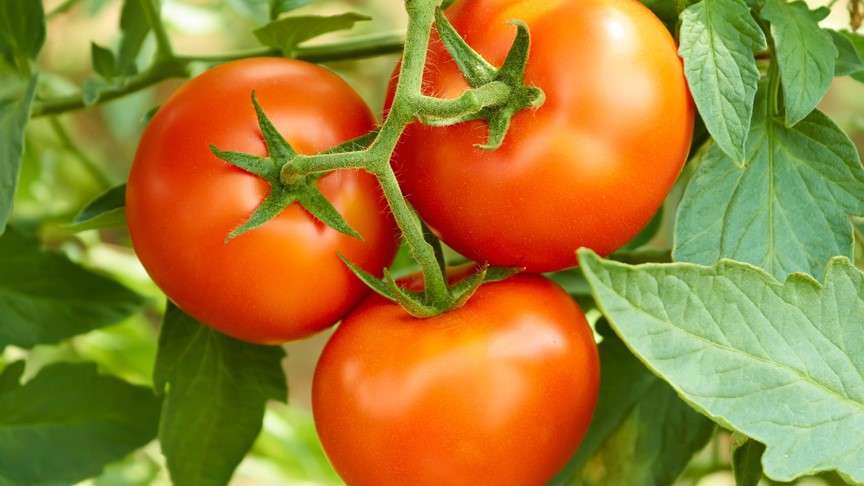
[127,58,397,343]
[390,0,694,272]
[313,275,599,486]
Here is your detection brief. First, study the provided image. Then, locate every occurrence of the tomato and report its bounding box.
[312,274,599,486]
[390,0,694,272]
[126,58,397,343]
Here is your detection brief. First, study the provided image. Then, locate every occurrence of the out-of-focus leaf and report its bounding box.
[620,206,663,251]
[91,42,116,80]
[679,0,766,162]
[155,304,287,486]
[579,250,864,483]
[0,362,161,484]
[550,321,714,486]
[254,13,370,55]
[732,435,765,486]
[760,0,836,126]
[69,184,127,231]
[674,85,864,281]
[0,0,45,73]
[0,76,36,234]
[116,0,152,75]
[269,0,311,20]
[0,227,144,349]
[830,30,864,76]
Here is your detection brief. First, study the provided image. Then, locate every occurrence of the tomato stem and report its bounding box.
[31,32,406,118]
[275,0,542,315]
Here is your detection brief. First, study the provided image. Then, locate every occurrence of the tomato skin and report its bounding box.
[126,58,397,343]
[313,275,599,486]
[390,0,694,272]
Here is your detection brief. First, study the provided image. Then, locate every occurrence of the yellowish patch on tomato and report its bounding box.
[499,0,563,24]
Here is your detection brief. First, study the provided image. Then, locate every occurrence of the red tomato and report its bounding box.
[127,58,397,343]
[390,0,694,272]
[313,274,599,486]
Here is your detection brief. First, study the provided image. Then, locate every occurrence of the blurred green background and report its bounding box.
[5,0,862,485]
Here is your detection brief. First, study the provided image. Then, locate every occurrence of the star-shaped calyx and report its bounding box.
[210,92,362,242]
[424,8,545,150]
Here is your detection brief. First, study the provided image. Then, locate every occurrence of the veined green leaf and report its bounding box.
[0,76,36,234]
[116,0,152,75]
[674,85,864,281]
[579,250,864,482]
[0,227,144,349]
[760,0,836,126]
[0,362,160,484]
[155,304,287,486]
[550,322,714,486]
[679,0,766,163]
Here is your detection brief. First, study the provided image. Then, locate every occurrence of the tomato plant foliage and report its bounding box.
[0,0,862,484]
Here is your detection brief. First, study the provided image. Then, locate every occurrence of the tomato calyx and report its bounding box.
[339,255,523,317]
[421,8,545,150]
[209,92,363,241]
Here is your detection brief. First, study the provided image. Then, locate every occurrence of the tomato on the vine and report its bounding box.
[126,58,398,343]
[313,274,599,486]
[390,0,694,272]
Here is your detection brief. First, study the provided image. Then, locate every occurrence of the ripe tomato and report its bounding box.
[390,0,694,272]
[313,274,599,486]
[126,58,397,343]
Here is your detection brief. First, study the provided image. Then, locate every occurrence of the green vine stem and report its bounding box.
[267,0,543,315]
[32,32,405,118]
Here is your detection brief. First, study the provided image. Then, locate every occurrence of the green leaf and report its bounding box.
[0,227,145,349]
[640,0,696,31]
[830,30,864,77]
[732,435,766,486]
[760,0,836,126]
[74,184,127,223]
[679,0,766,162]
[578,249,864,483]
[0,76,36,234]
[0,362,161,485]
[831,30,864,79]
[91,42,116,80]
[116,0,152,76]
[674,85,864,281]
[269,0,311,20]
[155,304,287,486]
[0,0,45,73]
[0,361,24,394]
[550,322,714,486]
[254,13,370,55]
[620,205,664,251]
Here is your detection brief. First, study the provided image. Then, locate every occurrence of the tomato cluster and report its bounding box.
[126,0,690,484]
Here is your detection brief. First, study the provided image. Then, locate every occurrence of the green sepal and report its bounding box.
[434,11,544,150]
[483,265,523,282]
[434,8,497,87]
[226,185,294,241]
[338,256,441,318]
[210,91,362,241]
[338,254,395,300]
[449,264,489,308]
[295,183,362,239]
[251,92,295,164]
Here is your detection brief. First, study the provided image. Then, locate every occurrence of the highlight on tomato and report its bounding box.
[390,0,694,272]
[126,58,398,344]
